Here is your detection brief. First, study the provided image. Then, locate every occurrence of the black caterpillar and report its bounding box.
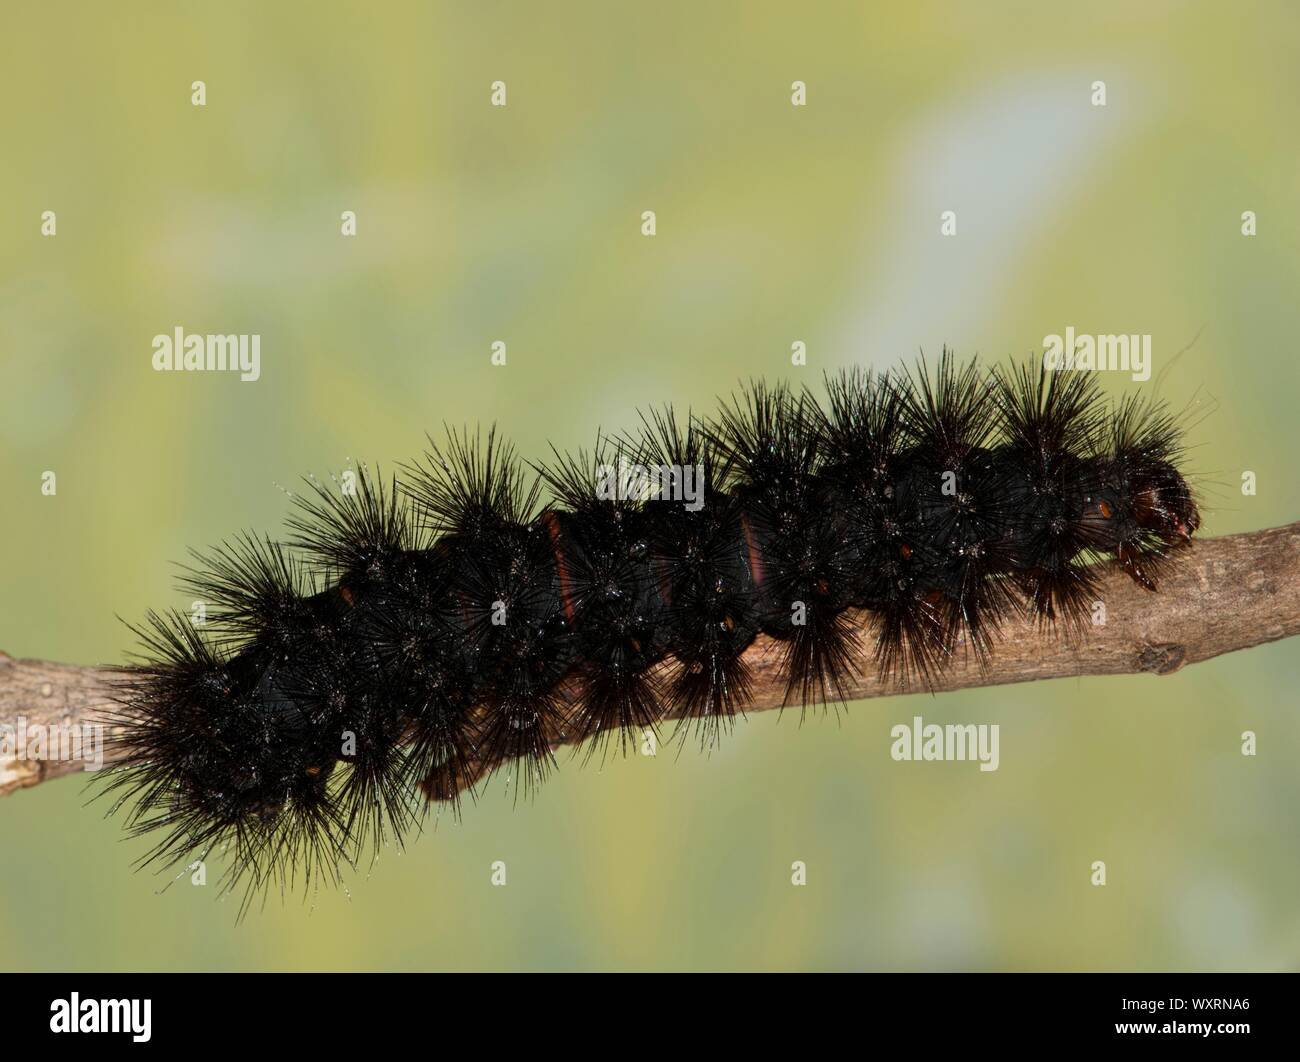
[100,354,1200,908]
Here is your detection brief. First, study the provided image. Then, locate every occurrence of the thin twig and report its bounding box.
[2,522,1297,801]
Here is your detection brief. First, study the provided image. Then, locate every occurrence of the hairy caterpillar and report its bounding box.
[99,353,1200,910]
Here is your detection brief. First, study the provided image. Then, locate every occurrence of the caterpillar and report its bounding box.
[98,353,1200,910]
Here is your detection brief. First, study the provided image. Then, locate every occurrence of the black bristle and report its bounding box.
[535,441,666,756]
[710,382,859,709]
[635,405,759,746]
[993,362,1106,633]
[286,464,418,598]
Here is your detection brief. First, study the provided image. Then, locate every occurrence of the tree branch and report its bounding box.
[3,521,1298,801]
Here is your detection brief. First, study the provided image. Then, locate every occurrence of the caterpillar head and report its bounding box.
[1080,459,1199,592]
[1128,460,1200,543]
[1075,397,1201,590]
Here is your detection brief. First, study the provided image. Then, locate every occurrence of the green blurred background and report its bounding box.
[1,1,1297,971]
